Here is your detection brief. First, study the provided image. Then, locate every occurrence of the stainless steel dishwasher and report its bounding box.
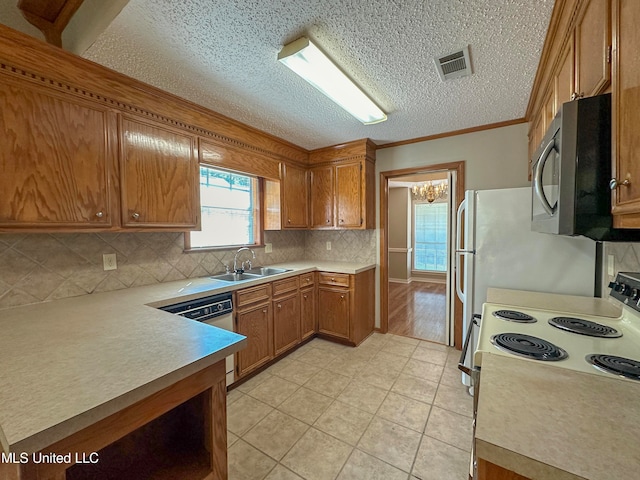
[159,292,235,386]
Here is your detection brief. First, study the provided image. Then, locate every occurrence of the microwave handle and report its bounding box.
[532,138,557,216]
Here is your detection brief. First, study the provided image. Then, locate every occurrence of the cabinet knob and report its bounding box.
[131,212,140,220]
[570,92,584,101]
[326,219,330,223]
[95,211,104,218]
[331,277,335,281]
[303,294,308,299]
[340,295,345,299]
[306,278,310,282]
[262,309,267,314]
[287,219,291,224]
[277,304,282,309]
[610,178,631,190]
[339,219,344,223]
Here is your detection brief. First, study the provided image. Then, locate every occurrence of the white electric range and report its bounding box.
[474,273,640,382]
[461,273,640,479]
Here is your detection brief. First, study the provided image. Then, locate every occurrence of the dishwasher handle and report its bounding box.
[458,314,481,376]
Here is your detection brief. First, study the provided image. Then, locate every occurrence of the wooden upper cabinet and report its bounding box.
[310,165,334,228]
[555,38,575,112]
[120,115,199,228]
[527,0,612,179]
[0,79,115,229]
[611,0,640,225]
[575,0,611,98]
[336,161,363,228]
[281,163,309,228]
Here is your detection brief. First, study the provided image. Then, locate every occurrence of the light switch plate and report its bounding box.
[103,253,117,271]
[326,241,331,251]
[265,243,273,253]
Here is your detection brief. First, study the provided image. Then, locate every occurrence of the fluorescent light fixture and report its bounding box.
[278,37,387,125]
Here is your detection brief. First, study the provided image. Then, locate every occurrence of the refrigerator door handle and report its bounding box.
[455,198,467,252]
[455,198,470,302]
[455,250,468,302]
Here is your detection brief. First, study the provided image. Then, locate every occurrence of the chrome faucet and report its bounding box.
[233,247,256,273]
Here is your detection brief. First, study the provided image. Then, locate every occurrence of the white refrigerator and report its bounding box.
[456,188,596,386]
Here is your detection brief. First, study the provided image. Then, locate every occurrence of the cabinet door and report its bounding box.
[318,287,350,339]
[281,163,309,228]
[554,38,575,111]
[612,0,640,225]
[273,293,301,356]
[300,286,317,341]
[120,115,198,228]
[575,0,611,97]
[310,165,334,228]
[335,162,362,228]
[0,79,114,228]
[235,302,273,377]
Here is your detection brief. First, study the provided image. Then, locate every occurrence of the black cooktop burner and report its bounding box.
[548,317,622,338]
[492,310,536,323]
[491,333,568,361]
[586,354,640,380]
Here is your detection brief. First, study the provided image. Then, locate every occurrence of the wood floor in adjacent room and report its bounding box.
[388,281,447,344]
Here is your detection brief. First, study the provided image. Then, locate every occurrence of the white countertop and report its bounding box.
[0,261,375,455]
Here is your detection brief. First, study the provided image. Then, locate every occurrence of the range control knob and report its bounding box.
[631,288,640,301]
[619,283,630,296]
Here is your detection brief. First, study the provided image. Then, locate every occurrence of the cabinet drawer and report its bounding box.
[272,276,299,297]
[236,284,272,309]
[299,272,316,288]
[318,272,350,287]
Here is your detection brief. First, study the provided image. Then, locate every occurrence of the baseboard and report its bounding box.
[410,276,446,285]
[389,278,411,284]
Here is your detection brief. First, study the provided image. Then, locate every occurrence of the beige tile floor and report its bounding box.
[226,333,473,480]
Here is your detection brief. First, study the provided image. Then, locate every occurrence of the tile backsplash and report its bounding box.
[0,229,376,309]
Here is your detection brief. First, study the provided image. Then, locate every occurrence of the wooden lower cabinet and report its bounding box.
[477,458,531,480]
[234,285,273,377]
[318,287,350,340]
[273,292,301,356]
[317,269,375,346]
[300,285,317,341]
[234,269,373,378]
[0,362,228,480]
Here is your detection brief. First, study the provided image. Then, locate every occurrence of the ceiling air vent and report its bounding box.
[434,46,472,81]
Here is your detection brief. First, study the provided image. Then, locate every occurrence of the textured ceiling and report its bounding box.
[1,0,555,150]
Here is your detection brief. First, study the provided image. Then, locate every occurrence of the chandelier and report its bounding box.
[411,180,448,203]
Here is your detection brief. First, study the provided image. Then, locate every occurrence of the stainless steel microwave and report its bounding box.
[531,94,640,241]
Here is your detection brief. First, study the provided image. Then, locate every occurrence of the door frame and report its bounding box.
[379,161,466,348]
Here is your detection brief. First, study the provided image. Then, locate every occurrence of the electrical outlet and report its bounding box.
[265,243,273,253]
[608,254,615,276]
[103,253,117,271]
[326,241,331,251]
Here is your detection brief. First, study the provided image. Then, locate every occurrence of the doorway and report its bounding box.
[380,161,465,348]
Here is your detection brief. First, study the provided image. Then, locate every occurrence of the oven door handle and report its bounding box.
[458,314,481,376]
[532,138,557,216]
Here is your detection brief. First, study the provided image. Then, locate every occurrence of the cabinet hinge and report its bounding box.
[360,218,363,225]
[607,45,612,64]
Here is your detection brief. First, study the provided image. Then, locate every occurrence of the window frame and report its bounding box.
[184,165,264,252]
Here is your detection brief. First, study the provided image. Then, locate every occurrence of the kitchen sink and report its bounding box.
[244,267,291,276]
[210,272,262,282]
[211,267,291,282]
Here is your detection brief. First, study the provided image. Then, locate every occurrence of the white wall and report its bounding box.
[374,122,531,328]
